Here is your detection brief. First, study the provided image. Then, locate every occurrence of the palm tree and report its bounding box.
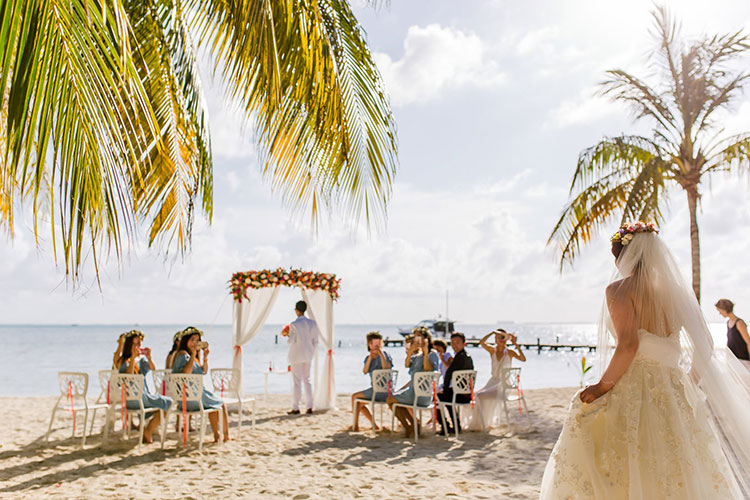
[548,6,750,302]
[0,0,397,282]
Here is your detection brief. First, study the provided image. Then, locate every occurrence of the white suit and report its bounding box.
[288,315,320,410]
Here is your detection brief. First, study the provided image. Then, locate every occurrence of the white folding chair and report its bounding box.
[152,369,170,398]
[88,369,117,435]
[165,373,224,452]
[438,369,484,439]
[501,367,530,427]
[106,373,168,451]
[352,369,398,433]
[391,371,441,443]
[210,368,256,436]
[45,372,107,448]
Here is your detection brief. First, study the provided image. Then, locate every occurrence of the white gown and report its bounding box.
[539,330,741,499]
[466,349,511,431]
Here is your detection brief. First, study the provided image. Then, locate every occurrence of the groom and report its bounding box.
[286,300,320,415]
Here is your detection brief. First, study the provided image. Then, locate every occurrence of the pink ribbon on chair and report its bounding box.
[220,379,225,399]
[67,381,76,433]
[162,380,166,396]
[387,380,392,399]
[432,380,438,431]
[182,385,188,445]
[121,384,128,430]
[469,378,475,409]
[106,380,110,405]
[516,373,524,414]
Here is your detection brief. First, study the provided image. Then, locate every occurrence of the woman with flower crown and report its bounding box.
[539,222,750,499]
[115,330,173,443]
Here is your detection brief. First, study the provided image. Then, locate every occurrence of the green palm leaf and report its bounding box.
[1,0,157,281]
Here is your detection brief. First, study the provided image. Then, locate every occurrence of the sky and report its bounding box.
[1,0,750,326]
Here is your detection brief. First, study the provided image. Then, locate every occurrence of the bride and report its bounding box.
[540,222,750,499]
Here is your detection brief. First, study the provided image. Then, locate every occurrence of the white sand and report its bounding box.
[0,388,576,499]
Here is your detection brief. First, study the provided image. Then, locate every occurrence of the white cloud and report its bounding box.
[545,87,623,129]
[374,24,505,106]
[516,26,560,56]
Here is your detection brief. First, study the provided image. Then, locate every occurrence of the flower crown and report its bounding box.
[413,326,430,336]
[181,326,204,338]
[124,329,144,340]
[610,221,659,246]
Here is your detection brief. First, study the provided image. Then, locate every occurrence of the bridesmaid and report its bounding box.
[387,327,439,438]
[172,327,230,442]
[165,330,183,369]
[115,330,173,443]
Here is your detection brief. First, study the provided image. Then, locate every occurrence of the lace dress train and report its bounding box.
[539,330,742,499]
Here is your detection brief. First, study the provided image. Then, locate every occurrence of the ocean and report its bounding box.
[0,322,729,398]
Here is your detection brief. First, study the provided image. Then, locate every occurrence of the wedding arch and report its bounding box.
[230,268,341,410]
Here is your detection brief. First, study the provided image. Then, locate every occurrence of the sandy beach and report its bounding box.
[0,387,575,499]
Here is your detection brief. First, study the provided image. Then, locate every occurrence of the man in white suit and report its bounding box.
[287,300,320,414]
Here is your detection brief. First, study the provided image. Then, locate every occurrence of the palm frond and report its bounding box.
[549,176,633,269]
[1,0,157,280]
[549,136,662,267]
[126,0,213,252]
[571,135,661,192]
[600,69,680,143]
[192,0,397,230]
[707,133,750,174]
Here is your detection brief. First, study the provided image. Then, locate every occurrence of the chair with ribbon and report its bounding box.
[352,369,398,433]
[88,369,116,435]
[106,373,167,451]
[45,372,107,448]
[500,367,530,427]
[210,367,255,436]
[152,369,170,398]
[438,369,483,439]
[165,373,223,452]
[390,371,441,443]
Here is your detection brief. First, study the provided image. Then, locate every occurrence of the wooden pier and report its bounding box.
[383,337,596,352]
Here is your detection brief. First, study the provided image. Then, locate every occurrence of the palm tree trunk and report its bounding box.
[686,186,701,302]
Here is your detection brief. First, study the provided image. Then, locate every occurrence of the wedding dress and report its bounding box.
[466,349,510,430]
[540,230,750,499]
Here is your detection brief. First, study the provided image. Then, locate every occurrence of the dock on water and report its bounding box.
[383,337,597,352]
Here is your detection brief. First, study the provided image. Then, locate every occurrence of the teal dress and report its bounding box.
[359,351,394,402]
[392,351,440,407]
[119,357,173,411]
[172,353,223,411]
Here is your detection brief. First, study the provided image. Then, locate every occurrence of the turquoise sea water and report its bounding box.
[0,322,727,397]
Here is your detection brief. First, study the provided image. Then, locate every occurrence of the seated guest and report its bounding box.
[387,327,439,438]
[165,329,184,369]
[115,330,173,443]
[716,298,750,370]
[436,332,474,435]
[173,327,231,442]
[432,339,453,387]
[467,329,526,430]
[350,331,393,431]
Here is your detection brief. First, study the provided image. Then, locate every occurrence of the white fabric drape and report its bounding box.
[232,287,280,388]
[301,288,336,410]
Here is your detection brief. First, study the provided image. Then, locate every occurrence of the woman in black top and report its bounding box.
[715,298,750,369]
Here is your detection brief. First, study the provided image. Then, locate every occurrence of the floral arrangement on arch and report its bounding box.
[230,268,341,302]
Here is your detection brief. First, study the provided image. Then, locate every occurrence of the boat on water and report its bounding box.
[398,319,455,338]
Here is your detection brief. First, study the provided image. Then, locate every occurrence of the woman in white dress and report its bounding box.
[466,329,525,430]
[540,222,750,499]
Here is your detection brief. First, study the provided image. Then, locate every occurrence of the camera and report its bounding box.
[196,341,209,349]
[138,347,151,356]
